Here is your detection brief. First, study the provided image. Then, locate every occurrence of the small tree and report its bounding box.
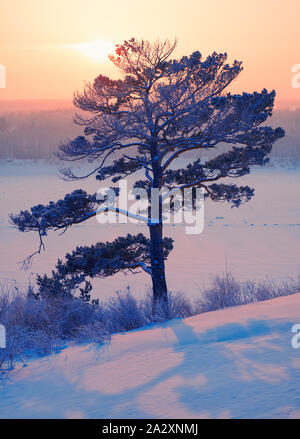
[10,39,284,313]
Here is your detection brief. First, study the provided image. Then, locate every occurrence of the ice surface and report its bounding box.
[0,160,299,299]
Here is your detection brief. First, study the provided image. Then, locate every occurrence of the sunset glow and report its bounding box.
[0,0,299,107]
[71,40,115,62]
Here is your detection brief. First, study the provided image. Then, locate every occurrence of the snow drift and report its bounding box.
[0,294,300,419]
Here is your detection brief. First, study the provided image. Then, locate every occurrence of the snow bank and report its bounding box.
[0,294,300,419]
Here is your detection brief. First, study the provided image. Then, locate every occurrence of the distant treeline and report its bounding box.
[0,109,81,160]
[0,108,299,163]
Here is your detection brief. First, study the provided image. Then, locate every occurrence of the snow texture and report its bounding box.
[0,294,300,419]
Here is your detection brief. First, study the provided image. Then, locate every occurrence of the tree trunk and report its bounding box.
[148,222,168,315]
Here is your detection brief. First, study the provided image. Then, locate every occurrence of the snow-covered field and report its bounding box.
[0,294,300,419]
[0,160,299,299]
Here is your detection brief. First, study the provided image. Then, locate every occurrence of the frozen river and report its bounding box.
[0,160,299,300]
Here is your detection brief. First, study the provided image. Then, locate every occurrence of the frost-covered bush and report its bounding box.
[0,281,108,369]
[195,272,298,313]
[104,289,149,332]
[195,272,247,312]
[168,292,194,319]
[255,278,298,302]
[0,280,197,369]
[0,274,298,369]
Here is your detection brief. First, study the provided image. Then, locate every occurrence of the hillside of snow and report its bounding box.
[1,294,300,419]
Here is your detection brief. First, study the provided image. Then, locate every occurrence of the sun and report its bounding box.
[72,40,115,62]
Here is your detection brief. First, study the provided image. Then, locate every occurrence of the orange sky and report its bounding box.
[1,0,300,108]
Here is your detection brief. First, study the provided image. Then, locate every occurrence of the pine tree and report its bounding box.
[10,38,284,314]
